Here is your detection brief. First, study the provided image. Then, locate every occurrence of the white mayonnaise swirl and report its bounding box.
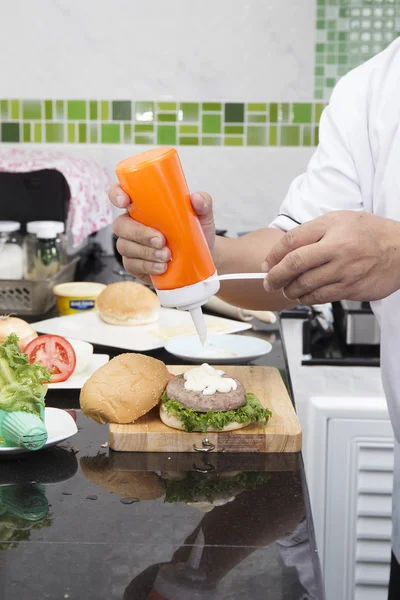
[183,363,237,396]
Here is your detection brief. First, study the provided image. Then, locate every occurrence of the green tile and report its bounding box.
[316,43,325,52]
[79,123,87,143]
[247,126,267,146]
[44,100,53,120]
[45,123,64,143]
[338,54,348,64]
[202,114,221,134]
[279,103,291,123]
[67,123,76,143]
[317,20,326,29]
[23,123,31,142]
[317,0,325,5]
[316,54,325,65]
[339,32,348,41]
[314,90,324,100]
[67,100,86,120]
[179,137,199,145]
[327,32,337,42]
[33,123,42,143]
[293,103,312,124]
[269,103,278,123]
[123,124,132,143]
[22,100,42,120]
[302,126,313,147]
[339,43,347,53]
[247,103,267,112]
[135,101,154,121]
[326,78,335,88]
[179,103,199,122]
[100,101,109,120]
[157,102,176,111]
[158,113,177,122]
[135,134,153,144]
[90,101,98,120]
[202,136,221,146]
[11,100,19,119]
[157,125,176,145]
[327,20,336,29]
[247,114,267,123]
[314,126,320,146]
[112,101,131,121]
[56,100,64,119]
[315,103,325,123]
[280,125,300,146]
[327,55,336,64]
[179,125,198,134]
[202,103,221,111]
[101,124,120,143]
[224,125,244,134]
[134,124,154,133]
[1,123,19,142]
[225,103,244,123]
[315,66,324,76]
[224,137,243,146]
[0,100,8,118]
[317,8,325,18]
[90,124,98,143]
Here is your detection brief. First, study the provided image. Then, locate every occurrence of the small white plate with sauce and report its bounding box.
[165,334,272,364]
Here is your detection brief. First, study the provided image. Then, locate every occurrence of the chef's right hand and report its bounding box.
[109,185,216,284]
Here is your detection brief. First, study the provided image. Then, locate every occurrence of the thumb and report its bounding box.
[191,192,214,228]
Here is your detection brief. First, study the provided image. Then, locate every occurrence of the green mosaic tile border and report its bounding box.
[315,0,400,100]
[0,99,326,147]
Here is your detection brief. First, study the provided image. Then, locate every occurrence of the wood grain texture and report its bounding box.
[109,366,302,453]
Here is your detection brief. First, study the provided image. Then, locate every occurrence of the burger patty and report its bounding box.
[165,374,246,413]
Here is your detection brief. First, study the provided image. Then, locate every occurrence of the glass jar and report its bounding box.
[24,221,67,280]
[0,221,24,280]
[34,226,61,279]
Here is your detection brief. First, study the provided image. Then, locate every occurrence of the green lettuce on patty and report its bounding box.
[161,391,272,433]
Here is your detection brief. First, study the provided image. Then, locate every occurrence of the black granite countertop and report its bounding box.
[0,254,324,600]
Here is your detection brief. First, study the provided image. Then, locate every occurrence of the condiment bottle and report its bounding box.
[35,226,61,279]
[116,148,220,342]
[24,221,67,280]
[0,221,24,280]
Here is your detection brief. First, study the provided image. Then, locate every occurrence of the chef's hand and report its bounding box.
[109,185,216,283]
[263,211,400,305]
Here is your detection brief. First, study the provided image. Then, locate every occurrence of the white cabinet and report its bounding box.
[307,396,394,600]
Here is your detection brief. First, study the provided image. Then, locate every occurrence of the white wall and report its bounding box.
[0,0,317,251]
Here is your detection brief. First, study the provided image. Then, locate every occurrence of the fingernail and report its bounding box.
[116,195,126,208]
[263,276,271,292]
[153,262,167,272]
[261,261,269,273]
[150,237,162,249]
[154,249,167,260]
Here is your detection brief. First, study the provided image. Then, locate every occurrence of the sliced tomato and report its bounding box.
[169,373,175,379]
[25,335,76,383]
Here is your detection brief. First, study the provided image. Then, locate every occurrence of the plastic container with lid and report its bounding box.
[24,220,67,280]
[52,282,107,315]
[116,147,220,343]
[0,221,24,280]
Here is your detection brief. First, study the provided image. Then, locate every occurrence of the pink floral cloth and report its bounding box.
[0,148,113,247]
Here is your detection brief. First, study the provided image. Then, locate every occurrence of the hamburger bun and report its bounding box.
[80,353,170,424]
[80,455,164,500]
[97,281,160,326]
[159,403,250,432]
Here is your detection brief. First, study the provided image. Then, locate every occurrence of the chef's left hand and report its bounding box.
[263,211,400,305]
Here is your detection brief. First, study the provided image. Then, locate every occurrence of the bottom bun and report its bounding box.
[99,312,158,326]
[159,404,250,433]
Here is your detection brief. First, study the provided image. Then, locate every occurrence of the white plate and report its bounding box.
[48,354,109,389]
[0,408,78,456]
[31,309,252,352]
[165,334,273,364]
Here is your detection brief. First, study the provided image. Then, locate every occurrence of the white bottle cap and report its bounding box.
[0,221,21,233]
[27,221,65,235]
[36,226,57,240]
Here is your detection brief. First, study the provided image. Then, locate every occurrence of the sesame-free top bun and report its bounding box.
[79,353,170,424]
[97,281,160,326]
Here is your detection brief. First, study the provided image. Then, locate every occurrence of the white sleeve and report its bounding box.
[270,68,374,232]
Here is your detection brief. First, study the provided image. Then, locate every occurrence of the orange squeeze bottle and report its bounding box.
[115,147,220,343]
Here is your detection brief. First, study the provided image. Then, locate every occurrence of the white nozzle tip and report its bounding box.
[190,306,207,346]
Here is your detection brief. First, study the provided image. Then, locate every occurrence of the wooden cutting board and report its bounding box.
[109,366,302,453]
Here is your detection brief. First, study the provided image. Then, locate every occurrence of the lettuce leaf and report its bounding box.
[161,391,272,433]
[0,334,50,417]
[163,471,270,503]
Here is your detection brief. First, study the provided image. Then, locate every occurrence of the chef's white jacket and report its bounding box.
[269,36,400,563]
